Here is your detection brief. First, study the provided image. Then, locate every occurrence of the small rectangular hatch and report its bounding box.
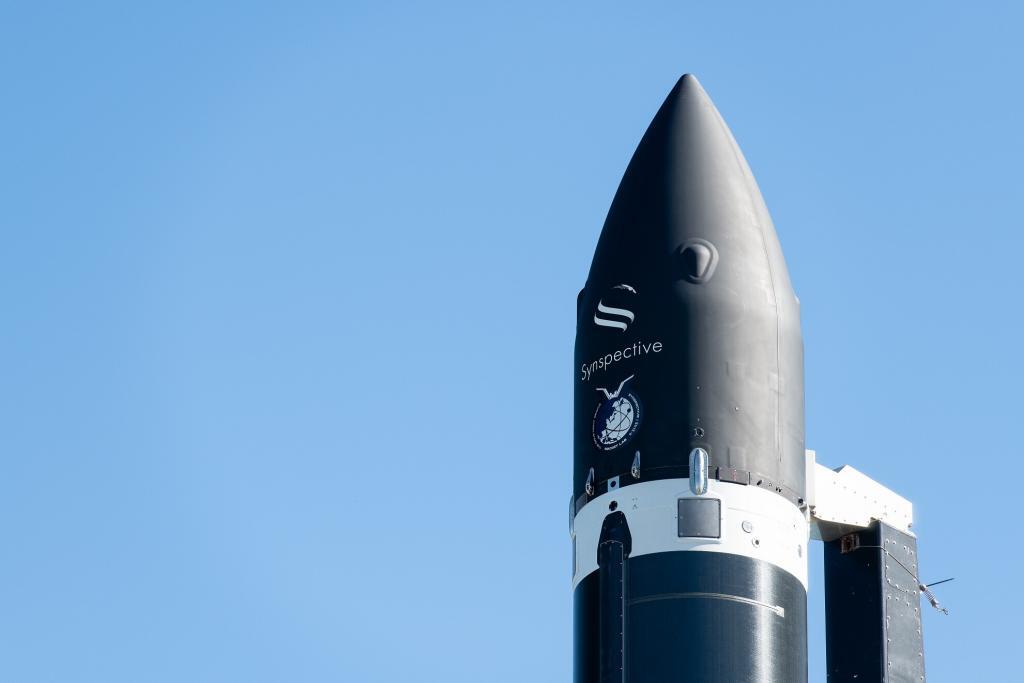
[677,498,721,538]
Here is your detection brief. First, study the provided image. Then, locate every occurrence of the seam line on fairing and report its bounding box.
[711,103,783,465]
[628,591,786,618]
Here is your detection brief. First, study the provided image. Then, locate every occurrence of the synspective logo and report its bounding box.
[580,340,663,382]
[593,283,637,331]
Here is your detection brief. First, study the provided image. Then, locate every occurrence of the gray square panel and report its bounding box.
[677,498,721,538]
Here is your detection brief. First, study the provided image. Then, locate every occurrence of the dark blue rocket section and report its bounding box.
[574,551,807,683]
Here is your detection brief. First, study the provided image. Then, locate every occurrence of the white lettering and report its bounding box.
[579,340,664,382]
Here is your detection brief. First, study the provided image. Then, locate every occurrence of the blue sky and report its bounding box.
[2,2,1020,681]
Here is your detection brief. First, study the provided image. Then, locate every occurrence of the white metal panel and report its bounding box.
[571,478,810,590]
[805,450,914,541]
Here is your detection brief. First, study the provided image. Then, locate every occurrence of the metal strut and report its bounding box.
[597,511,631,683]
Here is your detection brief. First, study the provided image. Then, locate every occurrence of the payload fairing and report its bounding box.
[571,75,930,682]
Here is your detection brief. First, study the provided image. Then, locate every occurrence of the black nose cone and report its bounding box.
[575,75,804,509]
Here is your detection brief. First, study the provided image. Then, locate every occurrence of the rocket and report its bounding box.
[571,75,934,682]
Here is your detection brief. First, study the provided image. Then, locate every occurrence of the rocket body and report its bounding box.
[572,76,808,682]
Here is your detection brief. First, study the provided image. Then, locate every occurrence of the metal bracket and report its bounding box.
[839,532,860,554]
[805,450,914,542]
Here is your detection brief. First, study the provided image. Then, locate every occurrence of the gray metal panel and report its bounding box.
[677,498,721,538]
[881,526,927,682]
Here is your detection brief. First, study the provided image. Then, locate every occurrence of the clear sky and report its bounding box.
[2,2,1019,681]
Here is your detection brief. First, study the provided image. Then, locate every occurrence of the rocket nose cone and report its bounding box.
[575,75,806,508]
[675,72,704,94]
[588,73,795,300]
[657,73,713,121]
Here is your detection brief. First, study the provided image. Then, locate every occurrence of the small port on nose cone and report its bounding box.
[678,239,719,283]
